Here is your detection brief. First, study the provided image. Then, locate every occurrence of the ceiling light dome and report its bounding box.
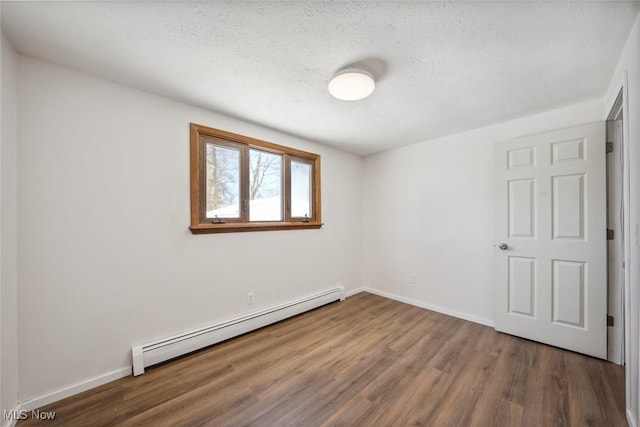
[328,68,375,101]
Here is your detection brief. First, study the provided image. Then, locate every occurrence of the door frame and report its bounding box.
[606,91,625,365]
[604,71,631,414]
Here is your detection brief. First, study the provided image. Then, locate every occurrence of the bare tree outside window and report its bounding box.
[206,144,240,218]
[249,149,282,221]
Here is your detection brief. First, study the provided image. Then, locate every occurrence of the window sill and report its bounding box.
[189,222,323,234]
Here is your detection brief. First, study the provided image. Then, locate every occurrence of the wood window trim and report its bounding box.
[190,123,322,234]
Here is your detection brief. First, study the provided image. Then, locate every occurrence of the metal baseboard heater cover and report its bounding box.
[132,286,345,376]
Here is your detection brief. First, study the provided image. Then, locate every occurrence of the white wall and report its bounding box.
[362,99,603,325]
[16,56,363,402]
[1,30,19,423]
[604,10,640,427]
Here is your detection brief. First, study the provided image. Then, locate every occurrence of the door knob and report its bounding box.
[498,243,508,250]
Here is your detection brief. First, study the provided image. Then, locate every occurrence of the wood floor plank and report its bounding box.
[318,395,373,427]
[426,351,498,426]
[17,293,627,427]
[356,366,453,426]
[468,395,524,427]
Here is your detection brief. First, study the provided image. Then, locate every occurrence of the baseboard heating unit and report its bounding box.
[132,286,345,375]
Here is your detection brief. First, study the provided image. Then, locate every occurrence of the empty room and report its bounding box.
[2,1,640,426]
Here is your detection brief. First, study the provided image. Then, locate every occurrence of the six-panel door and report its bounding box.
[495,122,607,359]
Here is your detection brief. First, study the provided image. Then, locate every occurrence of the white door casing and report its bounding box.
[607,118,624,364]
[494,122,607,359]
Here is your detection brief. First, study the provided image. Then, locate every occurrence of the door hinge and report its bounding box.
[606,142,614,153]
[607,315,614,327]
[607,229,615,240]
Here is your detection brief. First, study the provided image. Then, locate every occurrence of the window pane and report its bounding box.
[291,161,312,218]
[249,149,282,221]
[206,144,240,218]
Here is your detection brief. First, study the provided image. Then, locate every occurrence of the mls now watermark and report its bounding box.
[4,409,56,421]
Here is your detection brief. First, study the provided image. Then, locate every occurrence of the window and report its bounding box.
[190,124,322,233]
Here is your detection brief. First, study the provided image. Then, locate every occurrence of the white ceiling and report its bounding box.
[2,1,639,155]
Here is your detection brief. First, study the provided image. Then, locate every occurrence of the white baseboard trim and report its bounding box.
[345,287,365,298]
[628,408,637,427]
[19,367,131,412]
[362,287,495,328]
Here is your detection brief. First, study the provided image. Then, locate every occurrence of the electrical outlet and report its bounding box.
[409,273,417,285]
[247,292,254,305]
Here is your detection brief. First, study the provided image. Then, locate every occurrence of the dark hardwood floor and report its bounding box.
[18,292,626,426]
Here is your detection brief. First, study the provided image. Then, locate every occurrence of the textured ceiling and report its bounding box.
[2,1,639,155]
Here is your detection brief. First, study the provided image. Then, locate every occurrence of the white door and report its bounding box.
[494,122,607,359]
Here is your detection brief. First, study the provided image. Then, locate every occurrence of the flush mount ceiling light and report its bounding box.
[328,68,375,101]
